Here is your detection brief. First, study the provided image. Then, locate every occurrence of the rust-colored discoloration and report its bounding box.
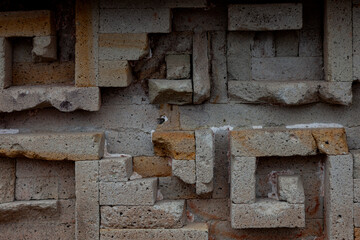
[355,228,360,240]
[306,195,320,217]
[133,156,171,177]
[157,104,181,131]
[75,0,97,87]
[187,199,230,221]
[0,10,55,37]
[311,128,348,155]
[13,62,74,86]
[152,131,195,160]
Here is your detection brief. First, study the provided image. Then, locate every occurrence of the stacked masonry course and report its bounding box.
[0,0,360,239]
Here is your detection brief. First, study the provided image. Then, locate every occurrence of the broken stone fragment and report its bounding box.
[32,36,57,62]
[172,159,196,184]
[166,54,191,79]
[148,79,193,105]
[278,175,305,204]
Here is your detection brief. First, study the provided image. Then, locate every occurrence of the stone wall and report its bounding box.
[0,0,359,239]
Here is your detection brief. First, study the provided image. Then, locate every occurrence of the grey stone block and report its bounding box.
[231,199,305,229]
[195,129,215,195]
[228,4,303,31]
[15,176,58,200]
[166,54,191,80]
[75,161,99,240]
[172,160,196,184]
[193,32,210,104]
[100,223,209,240]
[231,157,256,204]
[0,158,15,203]
[352,150,360,179]
[32,36,57,62]
[99,178,158,205]
[278,175,305,204]
[0,85,101,113]
[355,179,360,202]
[0,37,11,89]
[99,156,133,182]
[158,177,199,200]
[101,200,186,229]
[149,79,193,105]
[275,31,299,57]
[354,203,360,227]
[299,28,322,57]
[324,0,352,82]
[319,82,353,105]
[325,154,353,240]
[100,0,207,8]
[251,32,275,57]
[0,132,104,161]
[251,57,324,81]
[100,8,171,33]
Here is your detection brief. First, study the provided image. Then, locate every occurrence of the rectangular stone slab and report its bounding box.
[0,132,104,160]
[228,4,302,31]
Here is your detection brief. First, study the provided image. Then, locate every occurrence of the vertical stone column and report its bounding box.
[0,37,12,89]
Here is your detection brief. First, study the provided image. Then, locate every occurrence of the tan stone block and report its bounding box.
[311,128,348,155]
[356,228,360,240]
[98,60,133,87]
[133,156,171,177]
[0,10,55,37]
[12,62,74,86]
[75,0,98,87]
[152,131,196,160]
[99,33,149,61]
[0,132,104,160]
[148,79,193,105]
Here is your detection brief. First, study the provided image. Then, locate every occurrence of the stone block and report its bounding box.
[75,161,99,240]
[228,4,303,31]
[251,32,275,57]
[0,159,15,204]
[0,132,104,161]
[58,176,75,199]
[99,178,158,205]
[278,175,305,204]
[353,150,360,179]
[275,31,299,57]
[0,37,12,89]
[210,31,228,104]
[158,177,200,200]
[172,159,195,184]
[357,228,360,240]
[75,0,99,87]
[311,128,349,155]
[187,199,230,222]
[230,129,317,157]
[231,199,305,229]
[355,203,360,227]
[299,28,322,57]
[101,200,185,229]
[324,0,352,82]
[231,157,256,204]
[100,8,171,33]
[228,81,320,105]
[99,156,133,182]
[148,79,193,105]
[166,54,191,80]
[15,176,58,200]
[98,60,133,87]
[152,131,196,160]
[100,0,207,8]
[251,57,323,81]
[319,82,353,105]
[325,154,354,240]
[99,33,149,61]
[100,223,209,240]
[0,10,55,37]
[355,179,360,202]
[0,85,100,113]
[133,156,171,177]
[156,104,181,131]
[193,32,210,104]
[32,36,57,62]
[195,129,215,195]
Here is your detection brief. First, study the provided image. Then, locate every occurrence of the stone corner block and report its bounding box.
[172,159,195,184]
[149,79,193,105]
[99,156,133,182]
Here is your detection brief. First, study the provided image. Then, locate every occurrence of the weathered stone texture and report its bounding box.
[99,156,133,182]
[278,175,305,204]
[16,176,58,200]
[32,36,57,62]
[319,82,353,105]
[159,177,200,200]
[0,10,55,37]
[231,200,305,229]
[0,158,15,204]
[99,33,149,60]
[133,156,171,177]
[231,157,256,204]
[187,199,230,222]
[99,178,158,205]
[353,150,360,179]
[100,8,171,33]
[275,31,299,57]
[0,37,12,89]
[251,32,275,58]
[166,54,191,80]
[355,203,360,227]
[355,179,360,203]
[0,85,101,113]
[325,155,353,240]
[152,131,196,160]
[100,223,209,240]
[311,128,349,155]
[172,159,196,184]
[101,200,185,229]
[228,4,303,31]
[193,32,211,104]
[148,79,193,105]
[98,60,133,87]
[0,132,104,161]
[100,0,207,8]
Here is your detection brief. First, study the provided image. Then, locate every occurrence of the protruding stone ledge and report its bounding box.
[228,81,352,106]
[0,200,58,223]
[0,85,101,112]
[0,132,105,161]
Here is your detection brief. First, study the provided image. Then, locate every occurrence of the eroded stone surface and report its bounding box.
[99,156,133,182]
[0,159,15,204]
[311,128,348,155]
[133,156,171,177]
[278,175,305,204]
[231,157,256,204]
[172,159,196,184]
[148,79,193,105]
[166,54,191,80]
[98,60,133,87]
[32,36,57,62]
